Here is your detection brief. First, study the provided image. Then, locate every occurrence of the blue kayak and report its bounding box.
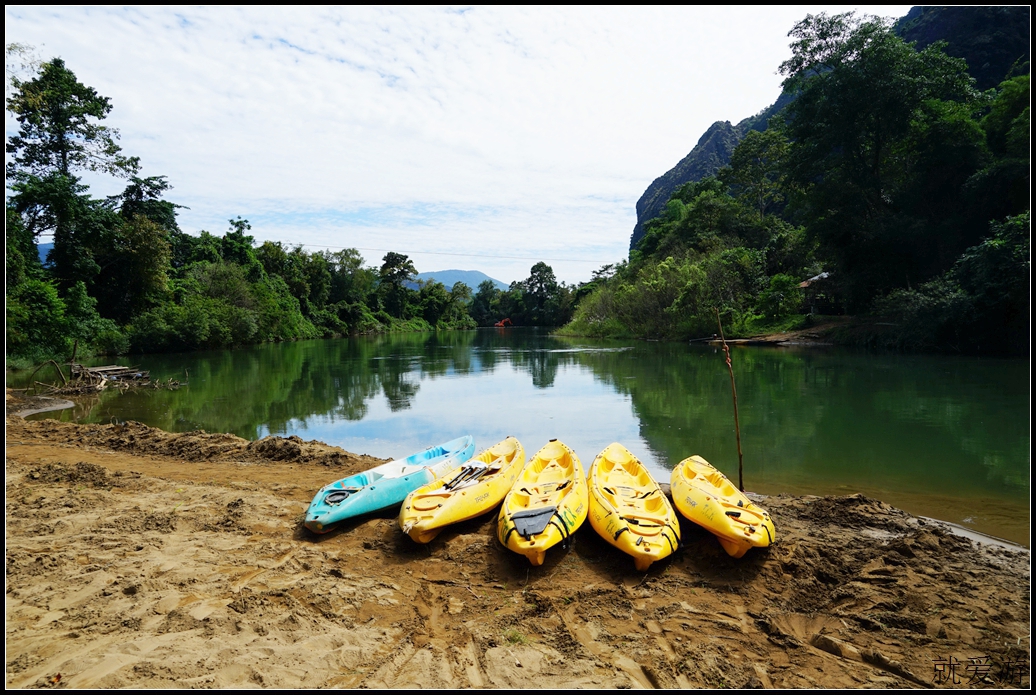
[304,435,475,533]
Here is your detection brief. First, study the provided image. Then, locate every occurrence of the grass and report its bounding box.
[504,629,528,645]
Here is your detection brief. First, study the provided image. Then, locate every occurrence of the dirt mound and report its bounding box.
[6,416,385,472]
[25,461,113,489]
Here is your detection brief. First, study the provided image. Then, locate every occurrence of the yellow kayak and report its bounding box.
[670,455,775,558]
[497,439,587,566]
[587,443,681,571]
[399,437,525,543]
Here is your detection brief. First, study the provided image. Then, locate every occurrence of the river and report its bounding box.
[14,328,1030,545]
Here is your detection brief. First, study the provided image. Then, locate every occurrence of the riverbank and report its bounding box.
[5,394,1029,689]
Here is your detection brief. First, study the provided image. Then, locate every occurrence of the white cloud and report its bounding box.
[6,5,911,283]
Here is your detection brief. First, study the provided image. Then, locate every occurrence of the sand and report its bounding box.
[5,391,1030,689]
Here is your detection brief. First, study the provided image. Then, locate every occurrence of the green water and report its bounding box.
[13,329,1030,544]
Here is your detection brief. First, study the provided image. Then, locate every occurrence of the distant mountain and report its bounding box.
[628,5,1031,252]
[37,242,53,266]
[409,270,509,292]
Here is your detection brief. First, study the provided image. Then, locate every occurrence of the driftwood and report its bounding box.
[27,360,68,391]
[27,360,179,396]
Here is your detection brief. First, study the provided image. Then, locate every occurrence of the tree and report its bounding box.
[7,57,141,290]
[418,280,450,325]
[325,248,376,306]
[778,12,981,309]
[91,214,172,323]
[6,57,139,178]
[470,280,500,326]
[723,129,791,219]
[5,205,41,287]
[107,176,183,232]
[522,262,561,325]
[378,252,417,318]
[9,173,121,289]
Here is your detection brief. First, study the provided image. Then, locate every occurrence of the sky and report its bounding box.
[5,5,912,285]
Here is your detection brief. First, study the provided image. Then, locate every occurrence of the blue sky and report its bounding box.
[5,5,911,284]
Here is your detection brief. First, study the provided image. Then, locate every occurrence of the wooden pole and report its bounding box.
[715,308,745,492]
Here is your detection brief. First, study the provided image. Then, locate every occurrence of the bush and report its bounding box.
[6,279,71,360]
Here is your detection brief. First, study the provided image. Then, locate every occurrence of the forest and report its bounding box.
[564,12,1029,355]
[4,51,577,366]
[6,10,1030,364]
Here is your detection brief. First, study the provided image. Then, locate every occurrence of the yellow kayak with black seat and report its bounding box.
[399,436,525,543]
[587,443,681,571]
[670,454,775,558]
[497,439,587,566]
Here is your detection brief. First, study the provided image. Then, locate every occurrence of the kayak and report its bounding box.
[304,435,475,534]
[497,439,587,566]
[669,455,775,558]
[399,436,525,543]
[587,443,681,571]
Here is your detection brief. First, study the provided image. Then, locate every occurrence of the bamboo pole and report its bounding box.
[714,308,745,492]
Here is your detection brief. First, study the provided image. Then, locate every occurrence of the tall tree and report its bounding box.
[6,57,139,178]
[522,262,561,325]
[378,252,417,318]
[7,58,141,289]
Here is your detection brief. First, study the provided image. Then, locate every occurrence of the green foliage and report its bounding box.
[870,212,1030,353]
[756,274,804,319]
[107,176,182,231]
[7,173,110,288]
[6,278,71,361]
[469,279,499,326]
[378,252,418,319]
[565,248,765,340]
[464,264,574,327]
[325,248,376,306]
[418,279,450,325]
[63,281,128,355]
[5,205,40,286]
[169,229,223,269]
[778,12,985,310]
[894,6,1031,91]
[723,129,791,218]
[5,57,139,178]
[91,214,172,322]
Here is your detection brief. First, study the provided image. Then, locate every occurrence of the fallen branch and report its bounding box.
[28,360,68,394]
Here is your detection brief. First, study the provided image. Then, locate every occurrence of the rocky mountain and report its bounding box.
[629,93,791,250]
[628,6,1031,252]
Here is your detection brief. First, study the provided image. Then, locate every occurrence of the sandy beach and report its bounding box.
[5,392,1030,689]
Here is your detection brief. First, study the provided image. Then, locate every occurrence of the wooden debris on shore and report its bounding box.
[27,360,182,396]
[71,364,149,382]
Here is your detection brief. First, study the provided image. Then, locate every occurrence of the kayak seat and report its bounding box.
[702,470,737,496]
[511,506,558,539]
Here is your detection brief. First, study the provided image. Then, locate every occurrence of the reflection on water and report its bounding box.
[16,329,1029,544]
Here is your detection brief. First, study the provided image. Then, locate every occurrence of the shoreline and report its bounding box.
[11,390,1027,548]
[5,403,1031,689]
